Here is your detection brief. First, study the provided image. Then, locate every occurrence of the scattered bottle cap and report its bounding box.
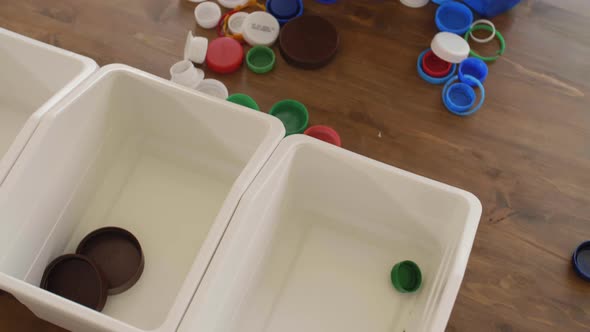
[206,37,244,74]
[242,11,280,46]
[304,125,341,147]
[269,99,309,136]
[228,12,249,35]
[184,31,208,64]
[417,49,457,85]
[246,46,276,74]
[196,79,229,99]
[170,60,204,89]
[266,0,303,25]
[422,49,453,78]
[227,93,260,110]
[279,15,339,69]
[400,0,429,8]
[573,241,590,282]
[435,1,474,35]
[458,57,488,86]
[195,1,222,29]
[218,0,249,9]
[431,32,470,64]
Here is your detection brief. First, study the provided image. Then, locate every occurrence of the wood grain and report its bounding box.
[1,0,589,331]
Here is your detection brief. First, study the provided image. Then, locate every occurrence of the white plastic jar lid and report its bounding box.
[228,12,249,35]
[184,31,208,64]
[196,79,229,99]
[194,2,221,29]
[242,11,280,46]
[431,32,470,64]
[399,0,429,8]
[218,0,249,8]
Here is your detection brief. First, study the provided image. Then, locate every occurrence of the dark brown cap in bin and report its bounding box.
[76,227,144,295]
[279,15,340,69]
[40,254,107,311]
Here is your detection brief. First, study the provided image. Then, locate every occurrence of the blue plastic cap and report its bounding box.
[442,75,485,116]
[459,58,488,86]
[436,2,474,35]
[417,49,457,85]
[462,0,521,18]
[266,0,303,25]
[573,241,590,282]
[315,0,338,3]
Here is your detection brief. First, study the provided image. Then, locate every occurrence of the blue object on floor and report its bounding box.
[266,0,303,25]
[573,241,590,282]
[435,1,473,35]
[433,0,522,18]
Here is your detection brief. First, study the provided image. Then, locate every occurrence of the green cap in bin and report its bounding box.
[391,260,422,293]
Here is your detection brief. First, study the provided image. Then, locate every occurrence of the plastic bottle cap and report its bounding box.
[228,12,249,35]
[246,46,276,74]
[417,49,457,85]
[458,57,488,86]
[170,60,205,89]
[227,93,260,110]
[184,31,208,64]
[206,37,244,74]
[445,82,476,113]
[391,260,422,293]
[266,0,304,25]
[431,32,470,64]
[40,254,108,311]
[435,1,473,35]
[304,125,341,147]
[196,79,229,99]
[218,0,249,9]
[76,227,144,295]
[400,0,429,8]
[442,75,485,116]
[422,50,452,78]
[573,241,590,281]
[242,11,280,46]
[279,16,340,69]
[269,100,309,136]
[195,1,222,29]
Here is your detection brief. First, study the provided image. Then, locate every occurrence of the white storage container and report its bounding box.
[179,135,482,332]
[0,27,97,183]
[0,64,284,332]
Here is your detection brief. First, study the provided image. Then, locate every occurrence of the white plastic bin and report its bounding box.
[179,135,482,332]
[0,27,97,183]
[0,64,285,332]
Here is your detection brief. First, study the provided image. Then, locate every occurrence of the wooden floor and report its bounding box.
[1,0,590,331]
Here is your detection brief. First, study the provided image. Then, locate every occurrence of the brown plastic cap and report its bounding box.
[279,15,340,69]
[40,254,108,311]
[76,227,144,295]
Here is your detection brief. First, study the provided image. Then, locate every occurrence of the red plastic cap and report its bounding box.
[304,125,341,147]
[206,37,244,74]
[422,50,452,78]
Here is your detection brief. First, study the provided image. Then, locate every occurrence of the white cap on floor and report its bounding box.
[228,12,249,35]
[242,12,280,46]
[431,32,470,64]
[400,0,430,8]
[170,60,204,89]
[196,79,229,99]
[218,0,249,8]
[184,31,208,64]
[194,1,221,29]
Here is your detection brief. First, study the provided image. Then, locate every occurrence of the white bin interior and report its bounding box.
[0,65,284,332]
[179,135,482,332]
[0,27,97,183]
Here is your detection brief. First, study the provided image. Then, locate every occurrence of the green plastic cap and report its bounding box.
[269,99,309,136]
[246,46,276,74]
[227,93,260,111]
[391,260,422,293]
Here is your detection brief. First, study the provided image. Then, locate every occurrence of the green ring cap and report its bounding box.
[464,24,506,62]
[227,93,260,111]
[269,99,309,136]
[391,260,422,293]
[247,46,276,74]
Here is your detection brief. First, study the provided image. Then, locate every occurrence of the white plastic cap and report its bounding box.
[196,79,229,99]
[194,2,221,29]
[242,12,280,47]
[228,12,249,35]
[431,32,470,64]
[170,60,205,89]
[184,31,208,64]
[400,0,430,8]
[218,0,249,9]
[188,0,207,3]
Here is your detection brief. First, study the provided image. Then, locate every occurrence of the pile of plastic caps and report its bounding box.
[170,0,342,146]
[403,0,518,116]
